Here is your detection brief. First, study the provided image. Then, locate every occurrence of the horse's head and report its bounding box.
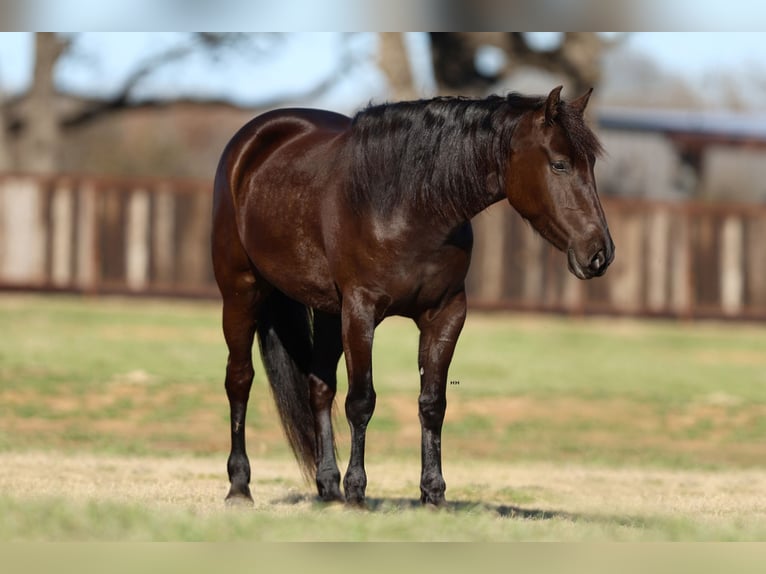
[505,86,614,279]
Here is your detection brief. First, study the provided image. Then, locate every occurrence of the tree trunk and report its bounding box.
[0,86,10,170]
[19,33,68,173]
[378,33,416,100]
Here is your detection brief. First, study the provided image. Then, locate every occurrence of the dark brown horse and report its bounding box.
[211,86,614,507]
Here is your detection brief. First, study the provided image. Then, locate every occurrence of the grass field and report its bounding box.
[1,293,766,540]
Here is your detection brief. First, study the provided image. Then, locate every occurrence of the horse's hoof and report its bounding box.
[225,486,254,507]
[317,479,344,503]
[344,494,368,509]
[420,494,446,508]
[225,495,254,507]
[318,490,344,503]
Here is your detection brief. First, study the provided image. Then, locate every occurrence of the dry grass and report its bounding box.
[2,451,766,541]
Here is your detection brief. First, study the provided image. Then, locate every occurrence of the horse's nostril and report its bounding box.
[590,249,605,271]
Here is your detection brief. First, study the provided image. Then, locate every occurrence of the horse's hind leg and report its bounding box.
[309,311,344,501]
[220,274,266,504]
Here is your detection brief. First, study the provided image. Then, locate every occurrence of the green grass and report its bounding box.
[2,293,766,466]
[3,494,764,542]
[2,293,766,541]
[441,314,766,402]
[0,295,224,393]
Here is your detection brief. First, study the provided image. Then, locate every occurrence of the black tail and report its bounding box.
[256,290,317,480]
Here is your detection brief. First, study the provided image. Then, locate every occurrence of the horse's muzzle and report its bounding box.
[568,237,615,280]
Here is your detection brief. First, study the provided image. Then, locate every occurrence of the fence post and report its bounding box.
[747,217,766,309]
[608,212,643,313]
[75,181,98,291]
[472,204,505,303]
[647,208,670,313]
[51,182,74,287]
[0,177,46,285]
[670,209,693,318]
[178,185,211,286]
[720,215,744,316]
[520,229,544,305]
[126,188,150,291]
[153,184,175,285]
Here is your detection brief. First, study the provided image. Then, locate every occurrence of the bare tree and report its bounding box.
[16,33,70,173]
[0,84,10,170]
[3,33,283,173]
[2,33,367,174]
[60,33,267,129]
[429,33,619,97]
[377,33,416,101]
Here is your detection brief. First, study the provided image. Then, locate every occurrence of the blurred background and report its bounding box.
[1,32,766,320]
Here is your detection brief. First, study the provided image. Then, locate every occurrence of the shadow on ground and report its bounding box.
[271,492,652,529]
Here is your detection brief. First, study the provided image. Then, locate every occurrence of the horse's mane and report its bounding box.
[348,93,603,221]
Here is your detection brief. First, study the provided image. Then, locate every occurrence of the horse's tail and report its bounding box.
[256,289,316,480]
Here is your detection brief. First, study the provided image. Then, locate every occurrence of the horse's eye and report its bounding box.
[551,160,570,173]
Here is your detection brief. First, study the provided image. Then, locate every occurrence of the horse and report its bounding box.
[211,85,614,507]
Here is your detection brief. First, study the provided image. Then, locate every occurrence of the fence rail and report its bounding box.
[2,173,765,320]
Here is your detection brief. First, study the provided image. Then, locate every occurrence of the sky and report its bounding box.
[2,33,766,111]
[626,33,766,79]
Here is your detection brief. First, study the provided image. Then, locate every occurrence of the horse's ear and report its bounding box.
[545,85,563,125]
[570,88,593,116]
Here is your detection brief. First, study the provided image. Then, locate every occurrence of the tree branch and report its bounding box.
[60,33,288,129]
[61,41,197,128]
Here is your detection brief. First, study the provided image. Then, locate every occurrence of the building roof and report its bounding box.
[598,107,766,148]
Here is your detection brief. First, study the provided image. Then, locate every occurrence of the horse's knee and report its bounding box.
[345,389,376,427]
[418,394,446,429]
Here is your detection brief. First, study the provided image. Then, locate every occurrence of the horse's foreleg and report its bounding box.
[416,290,467,506]
[340,292,377,506]
[221,280,262,504]
[309,311,344,502]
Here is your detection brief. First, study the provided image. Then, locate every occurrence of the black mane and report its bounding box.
[348,93,603,221]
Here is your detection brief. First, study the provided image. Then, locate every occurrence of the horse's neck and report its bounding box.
[418,175,506,231]
[458,129,509,221]
[465,172,506,221]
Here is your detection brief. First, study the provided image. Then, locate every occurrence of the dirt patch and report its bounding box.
[3,387,765,467]
[371,393,766,466]
[694,349,766,366]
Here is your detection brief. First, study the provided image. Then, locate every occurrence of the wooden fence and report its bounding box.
[2,173,765,320]
[469,197,766,320]
[0,174,215,298]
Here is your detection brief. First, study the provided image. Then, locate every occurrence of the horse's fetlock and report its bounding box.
[420,473,446,506]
